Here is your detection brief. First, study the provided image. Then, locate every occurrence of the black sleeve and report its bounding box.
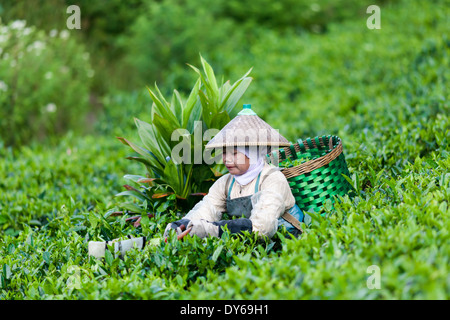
[212,218,253,237]
[170,218,191,230]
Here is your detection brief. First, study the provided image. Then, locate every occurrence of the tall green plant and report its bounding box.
[117,56,252,213]
[188,56,252,130]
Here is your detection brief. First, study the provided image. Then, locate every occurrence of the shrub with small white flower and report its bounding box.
[0,20,94,146]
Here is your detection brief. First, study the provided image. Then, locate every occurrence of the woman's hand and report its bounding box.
[163,218,191,239]
[186,219,219,238]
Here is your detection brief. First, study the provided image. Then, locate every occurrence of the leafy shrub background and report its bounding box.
[0,0,449,300]
[0,19,93,146]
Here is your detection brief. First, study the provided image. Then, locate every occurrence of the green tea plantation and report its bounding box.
[0,0,448,301]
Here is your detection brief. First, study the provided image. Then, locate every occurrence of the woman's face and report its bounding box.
[222,148,250,175]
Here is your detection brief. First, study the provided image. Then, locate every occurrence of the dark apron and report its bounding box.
[226,172,261,218]
[225,171,304,233]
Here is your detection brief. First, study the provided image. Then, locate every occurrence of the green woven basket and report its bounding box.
[266,135,353,213]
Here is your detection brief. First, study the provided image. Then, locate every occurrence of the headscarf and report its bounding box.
[233,146,267,186]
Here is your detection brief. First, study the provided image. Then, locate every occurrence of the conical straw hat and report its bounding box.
[205,104,291,149]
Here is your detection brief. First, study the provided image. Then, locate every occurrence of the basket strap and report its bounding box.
[281,212,303,233]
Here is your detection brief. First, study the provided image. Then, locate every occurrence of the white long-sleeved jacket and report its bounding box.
[184,163,295,238]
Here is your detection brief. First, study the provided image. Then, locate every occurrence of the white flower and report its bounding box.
[0,81,8,92]
[26,40,45,53]
[0,34,8,43]
[10,60,16,67]
[87,69,95,78]
[45,71,53,80]
[10,20,26,30]
[45,103,57,113]
[82,52,90,61]
[23,28,32,36]
[33,41,45,50]
[49,29,58,38]
[60,30,70,40]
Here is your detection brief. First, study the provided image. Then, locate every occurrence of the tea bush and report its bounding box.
[0,134,142,237]
[0,0,449,301]
[0,20,93,147]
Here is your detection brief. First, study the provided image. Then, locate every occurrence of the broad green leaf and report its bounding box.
[125,157,154,174]
[341,174,355,193]
[147,86,180,128]
[115,190,150,203]
[222,76,253,114]
[153,113,179,150]
[181,163,194,197]
[186,99,202,134]
[188,63,213,102]
[209,111,231,131]
[3,264,11,280]
[218,79,230,104]
[105,249,113,266]
[134,118,169,169]
[199,90,214,128]
[29,220,42,226]
[212,244,224,262]
[220,67,252,109]
[139,212,150,231]
[119,202,146,214]
[200,55,219,97]
[123,174,148,184]
[183,78,201,129]
[162,160,184,197]
[117,136,158,170]
[172,89,184,126]
[176,275,184,287]
[43,251,51,264]
[153,83,170,110]
[89,212,99,229]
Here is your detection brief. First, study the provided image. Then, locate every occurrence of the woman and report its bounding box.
[88,104,304,259]
[164,104,304,239]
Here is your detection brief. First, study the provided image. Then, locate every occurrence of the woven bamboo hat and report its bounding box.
[205,104,291,149]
